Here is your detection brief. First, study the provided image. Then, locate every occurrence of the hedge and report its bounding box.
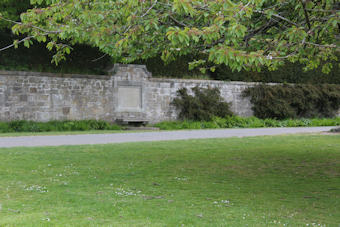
[243,84,340,119]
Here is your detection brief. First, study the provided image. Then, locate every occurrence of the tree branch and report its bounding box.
[233,1,252,18]
[305,42,339,50]
[0,36,35,52]
[91,53,108,62]
[168,15,188,27]
[0,16,61,34]
[244,20,277,47]
[254,10,300,27]
[140,0,158,18]
[299,0,311,30]
[306,9,339,13]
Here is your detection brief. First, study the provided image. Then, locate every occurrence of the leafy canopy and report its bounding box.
[2,0,340,72]
[0,0,31,29]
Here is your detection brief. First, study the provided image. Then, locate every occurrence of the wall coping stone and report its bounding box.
[0,70,110,80]
[0,67,281,85]
[149,77,279,86]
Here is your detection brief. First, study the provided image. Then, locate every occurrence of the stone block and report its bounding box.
[30,87,37,93]
[20,95,28,102]
[63,107,71,115]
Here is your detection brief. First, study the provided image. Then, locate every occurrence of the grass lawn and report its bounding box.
[0,135,339,226]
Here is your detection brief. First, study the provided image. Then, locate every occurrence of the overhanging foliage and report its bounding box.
[0,0,338,72]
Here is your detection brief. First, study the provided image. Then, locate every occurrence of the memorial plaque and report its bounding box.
[117,86,142,111]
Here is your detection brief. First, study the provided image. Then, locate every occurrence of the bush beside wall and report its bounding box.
[172,86,233,121]
[243,84,340,119]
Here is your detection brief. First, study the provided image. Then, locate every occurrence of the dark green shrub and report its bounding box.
[243,84,340,119]
[0,120,122,133]
[331,127,340,132]
[172,86,233,121]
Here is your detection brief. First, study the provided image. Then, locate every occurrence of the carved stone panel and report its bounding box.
[117,86,142,112]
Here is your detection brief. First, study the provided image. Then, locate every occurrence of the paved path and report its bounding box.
[0,127,336,148]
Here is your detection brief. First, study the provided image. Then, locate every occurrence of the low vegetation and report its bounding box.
[0,120,121,133]
[154,116,340,130]
[0,135,339,226]
[0,117,339,134]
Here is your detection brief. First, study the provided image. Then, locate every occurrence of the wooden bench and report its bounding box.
[115,119,149,126]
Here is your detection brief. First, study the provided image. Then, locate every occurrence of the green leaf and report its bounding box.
[65,47,71,54]
[24,39,30,48]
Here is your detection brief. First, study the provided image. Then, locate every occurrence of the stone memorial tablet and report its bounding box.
[117,86,142,111]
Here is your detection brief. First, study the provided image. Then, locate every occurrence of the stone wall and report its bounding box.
[1,64,333,124]
[0,71,114,122]
[143,78,255,123]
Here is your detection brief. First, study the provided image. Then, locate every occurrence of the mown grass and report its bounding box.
[0,135,339,226]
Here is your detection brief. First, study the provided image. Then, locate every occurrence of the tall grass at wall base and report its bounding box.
[0,120,121,133]
[154,116,340,130]
[0,117,339,133]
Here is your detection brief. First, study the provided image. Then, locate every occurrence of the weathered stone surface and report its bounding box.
[0,70,113,122]
[19,95,28,102]
[1,64,338,123]
[62,107,71,115]
[117,86,142,111]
